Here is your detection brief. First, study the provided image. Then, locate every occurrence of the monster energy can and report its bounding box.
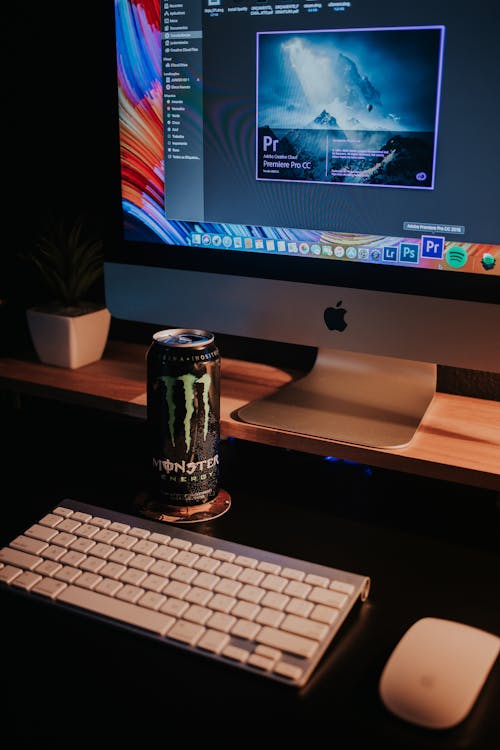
[147,328,220,507]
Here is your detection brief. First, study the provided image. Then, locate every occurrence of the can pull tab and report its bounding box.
[178,336,193,345]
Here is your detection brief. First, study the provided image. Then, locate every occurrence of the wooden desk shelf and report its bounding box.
[1,340,499,490]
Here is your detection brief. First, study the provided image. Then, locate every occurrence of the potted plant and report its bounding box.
[25,216,111,369]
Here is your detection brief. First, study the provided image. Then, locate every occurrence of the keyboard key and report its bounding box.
[170,566,197,584]
[54,566,82,584]
[234,555,258,569]
[153,546,177,562]
[108,522,130,534]
[256,607,285,628]
[141,574,168,593]
[248,654,273,671]
[185,587,213,606]
[149,533,171,545]
[193,556,220,574]
[129,554,155,571]
[72,512,92,523]
[35,560,62,577]
[167,620,205,646]
[255,645,281,663]
[237,585,265,604]
[216,562,242,580]
[128,527,150,539]
[280,614,328,641]
[116,585,144,604]
[210,594,236,613]
[131,540,158,556]
[285,598,314,618]
[163,580,190,599]
[330,580,355,595]
[74,524,99,539]
[149,560,175,578]
[69,538,96,554]
[0,565,23,584]
[81,556,106,573]
[172,550,199,567]
[137,591,166,611]
[214,578,242,597]
[54,518,81,534]
[231,619,261,641]
[51,532,77,548]
[256,561,281,575]
[184,605,212,625]
[310,604,339,626]
[38,514,63,529]
[60,550,87,567]
[304,574,329,589]
[95,578,124,597]
[91,517,112,529]
[0,547,43,571]
[109,548,135,565]
[120,568,147,586]
[41,545,67,561]
[191,543,213,556]
[90,543,115,560]
[273,662,303,681]
[58,585,175,635]
[238,568,265,586]
[283,580,311,599]
[93,529,118,545]
[32,577,67,599]
[113,534,137,550]
[160,598,189,617]
[11,536,48,556]
[206,612,236,633]
[192,572,220,591]
[53,507,73,517]
[308,587,348,609]
[13,571,43,591]
[260,574,288,593]
[76,572,103,590]
[281,567,305,581]
[169,538,191,551]
[222,645,250,662]
[212,549,235,563]
[198,629,230,654]
[260,591,289,611]
[256,627,318,659]
[231,600,260,621]
[24,524,58,543]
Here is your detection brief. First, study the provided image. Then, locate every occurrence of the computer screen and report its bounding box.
[106,0,500,448]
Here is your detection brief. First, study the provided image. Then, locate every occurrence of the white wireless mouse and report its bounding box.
[379,617,499,729]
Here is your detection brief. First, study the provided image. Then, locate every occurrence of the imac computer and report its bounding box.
[105,0,500,448]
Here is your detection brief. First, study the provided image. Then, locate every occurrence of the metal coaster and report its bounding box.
[135,488,231,524]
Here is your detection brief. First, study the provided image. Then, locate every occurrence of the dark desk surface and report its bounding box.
[2,396,499,746]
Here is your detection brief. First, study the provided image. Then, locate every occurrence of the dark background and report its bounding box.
[1,2,117,345]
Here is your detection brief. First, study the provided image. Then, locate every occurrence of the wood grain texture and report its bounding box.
[1,340,499,489]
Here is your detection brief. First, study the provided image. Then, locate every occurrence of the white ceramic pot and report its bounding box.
[27,306,111,369]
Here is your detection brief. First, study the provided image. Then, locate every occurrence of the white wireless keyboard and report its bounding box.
[0,499,370,687]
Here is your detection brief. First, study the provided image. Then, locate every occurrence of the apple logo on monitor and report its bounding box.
[324,301,347,332]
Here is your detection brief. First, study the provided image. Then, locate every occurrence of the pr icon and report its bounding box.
[421,236,444,259]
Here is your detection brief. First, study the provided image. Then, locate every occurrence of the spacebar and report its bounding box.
[58,585,175,636]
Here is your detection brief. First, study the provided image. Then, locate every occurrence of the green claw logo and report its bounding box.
[160,373,212,452]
